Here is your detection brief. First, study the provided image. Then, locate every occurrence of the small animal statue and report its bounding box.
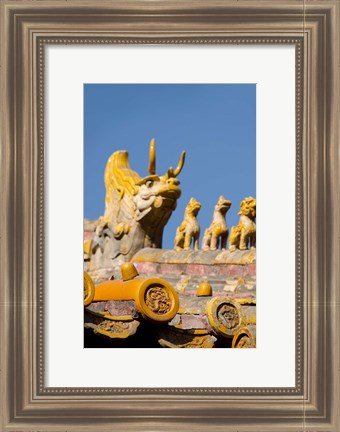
[174,198,201,251]
[229,197,256,252]
[202,196,232,251]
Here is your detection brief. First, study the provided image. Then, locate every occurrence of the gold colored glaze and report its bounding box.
[121,262,139,281]
[85,320,140,340]
[148,138,156,175]
[85,309,135,322]
[236,299,256,306]
[83,239,92,260]
[84,272,95,306]
[144,286,171,315]
[206,297,242,338]
[232,326,256,348]
[174,197,201,251]
[202,196,232,251]
[93,276,179,323]
[229,197,256,251]
[196,282,213,297]
[133,247,256,265]
[167,151,186,178]
[246,315,256,325]
[159,335,216,348]
[100,314,135,322]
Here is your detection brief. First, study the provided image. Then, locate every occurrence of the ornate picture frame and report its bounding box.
[1,1,339,430]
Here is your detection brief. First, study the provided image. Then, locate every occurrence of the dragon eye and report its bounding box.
[146,180,153,188]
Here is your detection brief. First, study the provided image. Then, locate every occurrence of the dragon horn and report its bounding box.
[172,151,186,177]
[148,138,156,175]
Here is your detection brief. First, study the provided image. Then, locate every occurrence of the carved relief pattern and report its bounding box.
[217,304,240,330]
[98,320,131,333]
[145,286,171,315]
[85,318,140,339]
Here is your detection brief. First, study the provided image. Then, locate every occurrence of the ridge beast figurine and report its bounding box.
[174,197,201,251]
[202,196,232,251]
[229,196,256,251]
[90,139,185,266]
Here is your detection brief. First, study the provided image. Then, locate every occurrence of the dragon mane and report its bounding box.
[104,151,140,212]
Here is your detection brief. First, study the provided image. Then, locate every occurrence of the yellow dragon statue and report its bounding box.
[89,139,185,267]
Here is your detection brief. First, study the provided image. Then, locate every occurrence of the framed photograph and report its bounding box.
[83,82,257,351]
[1,1,339,431]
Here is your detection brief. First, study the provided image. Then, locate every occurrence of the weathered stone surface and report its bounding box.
[84,246,256,347]
[216,249,256,265]
[171,296,255,337]
[177,296,212,314]
[132,248,256,282]
[232,324,256,348]
[134,261,255,278]
[86,300,138,318]
[158,327,217,348]
[169,313,209,330]
[240,305,256,325]
[83,267,117,284]
[84,311,140,340]
[130,271,256,297]
[133,247,256,265]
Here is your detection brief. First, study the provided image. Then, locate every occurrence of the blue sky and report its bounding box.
[84,84,256,249]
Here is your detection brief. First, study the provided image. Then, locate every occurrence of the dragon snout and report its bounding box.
[166,178,180,186]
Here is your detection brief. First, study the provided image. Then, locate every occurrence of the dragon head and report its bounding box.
[132,139,184,218]
[215,196,232,214]
[185,197,202,217]
[132,139,185,221]
[103,139,185,247]
[238,196,256,220]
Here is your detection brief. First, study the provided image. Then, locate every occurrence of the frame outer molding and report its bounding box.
[0,1,339,431]
[303,2,340,429]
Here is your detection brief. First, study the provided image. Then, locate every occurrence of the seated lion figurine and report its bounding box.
[202,196,232,251]
[174,197,201,251]
[229,197,256,252]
